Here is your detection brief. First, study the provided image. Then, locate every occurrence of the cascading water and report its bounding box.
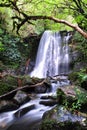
[0,30,85,130]
[30,30,71,78]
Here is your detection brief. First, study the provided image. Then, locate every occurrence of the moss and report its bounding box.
[22,75,33,85]
[0,82,13,95]
[40,120,87,130]
[3,75,17,87]
[57,89,66,104]
[68,72,78,83]
[0,75,17,95]
[39,119,58,130]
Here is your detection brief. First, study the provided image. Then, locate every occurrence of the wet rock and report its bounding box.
[13,90,31,105]
[72,50,79,62]
[42,106,58,120]
[40,120,87,130]
[35,80,51,94]
[41,106,87,130]
[0,100,19,113]
[40,95,56,100]
[35,84,47,93]
[39,100,57,106]
[14,104,35,118]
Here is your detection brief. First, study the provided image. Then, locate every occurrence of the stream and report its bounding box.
[0,76,70,130]
[0,31,85,130]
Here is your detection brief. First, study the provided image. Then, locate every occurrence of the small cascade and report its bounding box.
[0,30,76,130]
[30,30,71,78]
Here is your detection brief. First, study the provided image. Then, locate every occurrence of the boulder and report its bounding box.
[40,95,56,100]
[14,104,35,118]
[41,106,87,130]
[39,100,57,106]
[35,84,47,93]
[0,100,19,113]
[13,90,31,105]
[35,79,51,93]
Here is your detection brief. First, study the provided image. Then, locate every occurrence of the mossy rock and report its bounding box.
[39,119,57,130]
[22,75,34,85]
[40,120,87,130]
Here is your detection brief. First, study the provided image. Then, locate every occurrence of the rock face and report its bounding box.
[13,90,31,105]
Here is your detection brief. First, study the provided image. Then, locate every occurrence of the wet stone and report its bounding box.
[0,100,19,113]
[39,100,57,106]
[14,104,35,118]
[13,90,31,105]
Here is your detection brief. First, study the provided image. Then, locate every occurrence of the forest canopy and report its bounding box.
[0,0,87,38]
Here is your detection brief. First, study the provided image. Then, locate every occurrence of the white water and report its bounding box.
[0,82,60,130]
[0,30,85,130]
[0,77,85,130]
[30,30,71,78]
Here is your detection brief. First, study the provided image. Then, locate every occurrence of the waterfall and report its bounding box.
[30,30,71,78]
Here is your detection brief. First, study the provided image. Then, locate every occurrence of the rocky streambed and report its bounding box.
[0,75,87,130]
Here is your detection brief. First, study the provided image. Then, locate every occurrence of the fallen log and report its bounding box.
[48,74,68,80]
[0,79,46,100]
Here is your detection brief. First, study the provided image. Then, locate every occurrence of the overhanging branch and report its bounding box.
[12,15,87,39]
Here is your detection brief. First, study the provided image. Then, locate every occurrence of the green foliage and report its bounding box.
[73,32,87,62]
[0,33,22,64]
[75,88,87,104]
[69,68,87,86]
[0,41,4,51]
[0,0,87,35]
[0,75,17,95]
[0,82,13,95]
[61,0,87,30]
[0,0,75,34]
[68,72,78,83]
[0,61,7,72]
[57,88,66,104]
[0,27,22,65]
[59,87,87,111]
[77,69,87,85]
[56,84,87,111]
[40,119,85,130]
[40,119,57,130]
[71,87,87,111]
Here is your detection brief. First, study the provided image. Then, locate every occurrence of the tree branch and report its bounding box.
[0,3,11,7]
[12,15,87,39]
[1,0,87,39]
